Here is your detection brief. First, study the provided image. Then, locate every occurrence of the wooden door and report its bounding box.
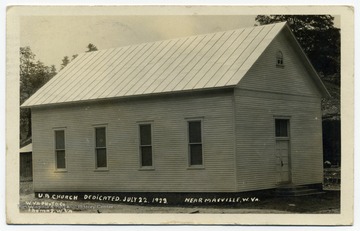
[275,140,290,183]
[275,119,291,183]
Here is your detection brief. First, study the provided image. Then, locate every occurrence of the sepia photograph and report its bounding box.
[5,5,354,225]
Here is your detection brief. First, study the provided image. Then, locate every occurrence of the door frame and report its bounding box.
[274,116,292,184]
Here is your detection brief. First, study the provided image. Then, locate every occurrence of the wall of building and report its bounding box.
[32,90,236,192]
[20,152,33,181]
[234,30,324,191]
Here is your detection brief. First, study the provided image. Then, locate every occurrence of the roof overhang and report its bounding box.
[21,85,236,109]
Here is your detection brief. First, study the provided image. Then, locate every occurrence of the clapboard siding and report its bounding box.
[234,90,323,191]
[233,29,324,191]
[238,30,321,97]
[32,91,236,192]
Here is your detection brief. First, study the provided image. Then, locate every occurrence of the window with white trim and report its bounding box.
[55,130,66,169]
[139,124,153,167]
[187,120,203,166]
[95,127,107,168]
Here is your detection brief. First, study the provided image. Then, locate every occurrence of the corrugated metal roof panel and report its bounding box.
[89,44,140,99]
[65,49,117,102]
[170,31,224,92]
[215,25,266,87]
[142,36,196,94]
[176,31,233,91]
[22,22,288,107]
[20,143,32,153]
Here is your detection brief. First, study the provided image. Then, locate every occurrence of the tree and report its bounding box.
[20,46,56,141]
[86,43,98,52]
[72,54,78,60]
[60,56,70,70]
[60,43,97,71]
[20,43,98,142]
[255,15,340,84]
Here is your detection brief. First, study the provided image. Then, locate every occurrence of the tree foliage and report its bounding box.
[72,54,78,60]
[60,56,70,70]
[59,43,97,71]
[86,43,98,52]
[20,46,57,140]
[255,15,340,84]
[20,43,99,141]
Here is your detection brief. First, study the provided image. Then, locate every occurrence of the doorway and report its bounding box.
[275,118,291,184]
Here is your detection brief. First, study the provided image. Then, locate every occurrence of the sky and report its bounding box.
[20,15,258,70]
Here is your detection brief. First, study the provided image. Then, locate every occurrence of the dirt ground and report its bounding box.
[19,181,340,214]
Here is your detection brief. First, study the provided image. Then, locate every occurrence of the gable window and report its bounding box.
[95,126,107,168]
[139,124,153,167]
[187,120,203,167]
[276,50,284,67]
[54,130,66,170]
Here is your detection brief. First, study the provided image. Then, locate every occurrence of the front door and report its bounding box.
[275,119,291,184]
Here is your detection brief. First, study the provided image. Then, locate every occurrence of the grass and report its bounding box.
[323,167,341,190]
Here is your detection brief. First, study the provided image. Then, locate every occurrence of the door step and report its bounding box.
[275,184,325,197]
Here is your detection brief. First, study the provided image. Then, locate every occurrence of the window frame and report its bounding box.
[276,50,284,67]
[186,118,204,169]
[138,122,154,170]
[54,128,67,172]
[274,117,291,141]
[93,124,108,171]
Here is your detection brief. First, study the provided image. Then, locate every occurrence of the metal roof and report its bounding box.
[22,22,287,107]
[20,143,32,153]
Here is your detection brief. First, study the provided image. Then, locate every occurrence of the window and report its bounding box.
[139,124,153,167]
[188,120,203,166]
[276,50,284,67]
[55,130,66,169]
[95,127,107,168]
[275,119,289,137]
